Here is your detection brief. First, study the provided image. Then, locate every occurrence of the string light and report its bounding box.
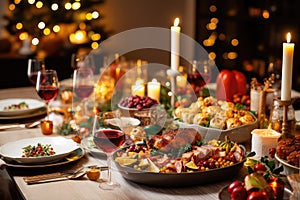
[65,3,72,10]
[72,2,81,10]
[43,28,51,35]
[32,38,39,45]
[8,4,16,11]
[38,21,45,29]
[92,11,99,19]
[91,42,99,49]
[16,22,23,30]
[19,32,29,40]
[53,25,60,33]
[36,1,43,8]
[51,3,58,11]
[28,0,35,4]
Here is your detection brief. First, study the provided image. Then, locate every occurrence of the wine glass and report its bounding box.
[73,67,94,117]
[36,69,59,119]
[27,58,45,85]
[187,60,212,96]
[92,112,125,190]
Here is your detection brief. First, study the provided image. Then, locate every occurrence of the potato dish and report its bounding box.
[174,96,255,130]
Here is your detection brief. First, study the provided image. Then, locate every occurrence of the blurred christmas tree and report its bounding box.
[3,0,109,50]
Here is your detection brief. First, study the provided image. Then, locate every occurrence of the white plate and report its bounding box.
[0,137,79,164]
[107,117,140,128]
[0,98,46,116]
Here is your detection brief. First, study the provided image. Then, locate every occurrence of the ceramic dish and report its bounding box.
[106,117,140,128]
[275,154,300,176]
[0,107,46,120]
[176,113,258,143]
[0,98,45,116]
[218,184,293,200]
[2,147,85,169]
[113,145,246,187]
[0,137,79,164]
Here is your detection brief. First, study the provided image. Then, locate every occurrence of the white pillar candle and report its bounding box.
[171,18,181,71]
[281,32,294,101]
[147,79,161,102]
[131,79,145,97]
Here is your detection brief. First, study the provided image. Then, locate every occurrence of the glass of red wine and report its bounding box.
[187,60,212,96]
[92,112,125,190]
[73,67,94,117]
[36,69,59,119]
[27,58,45,85]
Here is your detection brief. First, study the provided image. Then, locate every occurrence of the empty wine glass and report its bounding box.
[36,69,59,119]
[27,58,45,85]
[92,112,125,190]
[73,67,94,117]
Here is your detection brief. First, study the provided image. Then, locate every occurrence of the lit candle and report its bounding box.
[131,79,145,97]
[115,66,121,80]
[41,120,53,135]
[147,79,161,102]
[281,32,294,101]
[171,17,181,71]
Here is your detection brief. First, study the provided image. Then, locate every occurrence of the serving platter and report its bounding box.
[0,137,79,164]
[0,98,45,116]
[275,154,300,176]
[113,146,246,187]
[176,114,258,143]
[1,147,85,169]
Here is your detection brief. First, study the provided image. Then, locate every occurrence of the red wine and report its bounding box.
[29,73,38,84]
[37,86,59,101]
[75,84,94,100]
[93,129,125,153]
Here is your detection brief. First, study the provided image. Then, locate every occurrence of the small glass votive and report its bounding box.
[41,120,53,135]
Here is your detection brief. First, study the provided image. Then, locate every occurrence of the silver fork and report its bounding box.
[0,120,40,131]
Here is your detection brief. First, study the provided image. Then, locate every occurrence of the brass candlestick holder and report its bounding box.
[278,99,294,139]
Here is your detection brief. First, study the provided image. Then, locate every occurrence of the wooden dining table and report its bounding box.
[0,86,296,200]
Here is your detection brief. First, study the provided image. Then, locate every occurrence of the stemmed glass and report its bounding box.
[27,58,45,85]
[92,112,125,190]
[73,67,94,117]
[187,60,212,96]
[36,69,59,119]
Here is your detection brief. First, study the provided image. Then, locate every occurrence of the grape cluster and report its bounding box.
[119,95,158,111]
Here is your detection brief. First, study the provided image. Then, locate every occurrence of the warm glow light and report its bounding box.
[19,32,29,40]
[174,18,180,27]
[53,25,60,33]
[208,52,216,60]
[91,33,101,41]
[43,28,51,35]
[286,32,291,43]
[231,39,239,46]
[207,23,217,30]
[262,10,269,19]
[211,17,219,24]
[36,1,43,8]
[38,21,45,29]
[91,42,99,49]
[51,3,58,11]
[72,2,81,10]
[86,13,93,20]
[65,3,72,10]
[228,52,238,59]
[32,38,39,45]
[28,0,35,4]
[8,4,16,11]
[14,0,21,4]
[209,5,217,12]
[219,33,226,41]
[92,11,99,19]
[79,23,86,29]
[16,23,23,30]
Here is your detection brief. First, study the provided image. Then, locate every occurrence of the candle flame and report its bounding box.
[152,78,158,83]
[286,32,291,43]
[174,18,180,27]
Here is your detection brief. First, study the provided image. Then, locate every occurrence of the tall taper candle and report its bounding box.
[281,32,294,101]
[171,18,180,71]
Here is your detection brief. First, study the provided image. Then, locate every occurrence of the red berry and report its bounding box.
[227,181,243,194]
[254,163,267,172]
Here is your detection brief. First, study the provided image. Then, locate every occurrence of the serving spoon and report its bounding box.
[0,120,40,131]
